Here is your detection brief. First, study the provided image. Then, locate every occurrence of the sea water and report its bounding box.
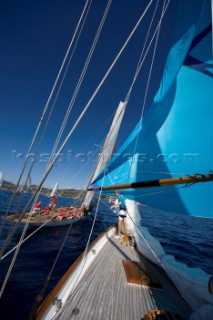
[0,189,212,320]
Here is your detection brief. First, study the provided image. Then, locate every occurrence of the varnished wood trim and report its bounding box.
[123,234,129,244]
[122,260,162,289]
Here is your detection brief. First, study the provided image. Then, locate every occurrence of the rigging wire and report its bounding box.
[125,0,160,104]
[46,0,112,169]
[1,0,164,310]
[51,171,107,319]
[33,0,93,178]
[89,0,163,187]
[126,206,204,318]
[94,3,200,314]
[87,101,127,194]
[56,113,113,186]
[0,0,155,247]
[120,3,211,315]
[0,0,93,295]
[130,0,170,175]
[0,213,59,261]
[44,0,155,177]
[2,0,153,250]
[28,208,84,320]
[0,0,93,233]
[14,0,115,308]
[123,180,209,319]
[0,208,36,298]
[0,0,93,247]
[103,0,171,185]
[17,1,93,218]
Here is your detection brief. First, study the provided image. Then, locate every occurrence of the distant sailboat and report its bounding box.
[1,1,213,319]
[0,171,3,187]
[25,175,31,193]
[4,102,126,227]
[49,182,58,198]
[15,175,31,194]
[35,1,213,319]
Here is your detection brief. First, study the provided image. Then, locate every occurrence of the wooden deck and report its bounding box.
[56,235,192,320]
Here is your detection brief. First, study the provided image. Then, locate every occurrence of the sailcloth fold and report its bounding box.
[91,1,213,314]
[91,0,213,218]
[84,101,127,206]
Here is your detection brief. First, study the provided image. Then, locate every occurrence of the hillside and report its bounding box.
[1,180,85,198]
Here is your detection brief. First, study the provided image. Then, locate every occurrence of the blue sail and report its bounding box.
[91,0,213,218]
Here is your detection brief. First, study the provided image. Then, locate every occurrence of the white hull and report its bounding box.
[36,226,116,319]
[35,225,193,320]
[125,200,213,319]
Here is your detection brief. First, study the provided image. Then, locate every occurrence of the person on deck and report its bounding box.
[110,190,127,239]
[44,205,51,214]
[51,197,57,208]
[33,201,41,214]
[82,204,92,217]
[56,207,65,220]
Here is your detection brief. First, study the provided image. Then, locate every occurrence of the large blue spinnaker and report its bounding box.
[91,0,213,218]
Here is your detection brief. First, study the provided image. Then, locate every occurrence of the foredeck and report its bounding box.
[57,235,192,320]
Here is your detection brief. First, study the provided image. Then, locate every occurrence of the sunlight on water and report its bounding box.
[0,189,212,319]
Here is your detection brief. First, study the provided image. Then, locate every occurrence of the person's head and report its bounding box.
[114,190,119,196]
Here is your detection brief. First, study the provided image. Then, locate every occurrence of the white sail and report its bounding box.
[90,0,213,317]
[3,2,213,320]
[83,101,127,206]
[15,175,31,193]
[0,171,3,187]
[92,101,127,181]
[50,182,58,197]
[125,199,213,314]
[25,175,31,192]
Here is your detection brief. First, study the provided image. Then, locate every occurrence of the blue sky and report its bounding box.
[0,0,171,190]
